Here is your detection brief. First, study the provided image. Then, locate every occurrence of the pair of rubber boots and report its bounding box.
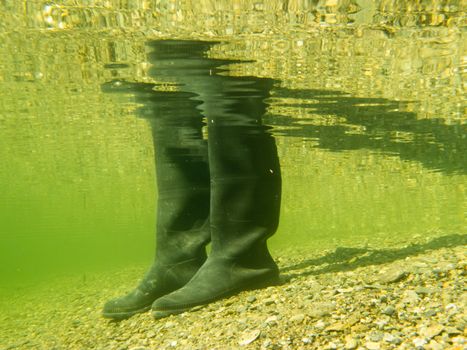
[102,41,281,320]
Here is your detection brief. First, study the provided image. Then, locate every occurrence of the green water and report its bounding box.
[0,1,465,293]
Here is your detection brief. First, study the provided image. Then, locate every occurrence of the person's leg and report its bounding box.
[152,72,282,318]
[102,84,211,320]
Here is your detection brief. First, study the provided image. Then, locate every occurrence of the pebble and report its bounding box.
[401,290,420,304]
[420,325,444,339]
[376,269,407,284]
[445,326,461,335]
[238,329,261,346]
[289,313,305,324]
[237,305,248,313]
[427,340,444,350]
[164,321,177,329]
[413,337,427,348]
[383,333,402,345]
[308,302,336,318]
[364,341,381,349]
[265,315,278,325]
[445,303,458,313]
[315,320,327,330]
[382,305,395,316]
[415,286,437,295]
[424,309,438,317]
[246,295,257,303]
[451,336,465,344]
[433,262,455,273]
[146,331,156,338]
[326,321,345,332]
[368,332,383,342]
[344,338,358,349]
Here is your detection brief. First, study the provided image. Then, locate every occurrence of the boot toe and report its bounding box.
[102,290,153,320]
[151,289,196,319]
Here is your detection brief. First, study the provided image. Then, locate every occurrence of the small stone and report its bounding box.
[364,341,381,350]
[265,315,278,325]
[433,262,455,273]
[427,340,443,350]
[344,338,358,349]
[374,319,388,329]
[445,303,458,313]
[164,321,177,329]
[263,298,275,306]
[308,302,336,318]
[315,320,326,330]
[238,329,261,346]
[369,332,383,342]
[345,313,361,327]
[351,323,370,333]
[415,286,437,295]
[452,336,466,344]
[401,290,420,304]
[147,331,156,338]
[327,341,338,349]
[326,322,345,332]
[302,337,311,344]
[289,313,305,324]
[421,325,444,339]
[424,309,438,317]
[383,334,402,345]
[445,326,461,335]
[246,295,257,303]
[237,306,248,313]
[382,306,396,316]
[413,337,427,348]
[376,269,407,284]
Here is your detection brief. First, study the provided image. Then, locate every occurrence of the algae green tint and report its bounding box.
[0,1,465,349]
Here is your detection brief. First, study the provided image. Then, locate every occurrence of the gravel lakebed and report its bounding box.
[1,235,466,350]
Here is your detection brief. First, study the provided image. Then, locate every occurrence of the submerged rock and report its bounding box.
[382,305,396,316]
[238,329,261,346]
[375,269,407,284]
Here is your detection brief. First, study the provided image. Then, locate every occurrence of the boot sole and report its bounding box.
[102,305,152,320]
[152,274,280,319]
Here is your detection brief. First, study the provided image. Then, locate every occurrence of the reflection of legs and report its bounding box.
[103,92,210,320]
[152,79,282,318]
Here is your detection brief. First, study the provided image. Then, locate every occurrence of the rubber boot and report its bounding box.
[150,42,282,318]
[102,76,211,320]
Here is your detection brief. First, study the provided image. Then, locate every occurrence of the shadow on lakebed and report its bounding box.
[279,233,467,281]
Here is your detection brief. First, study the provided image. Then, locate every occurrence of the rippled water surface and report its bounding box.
[0,1,465,289]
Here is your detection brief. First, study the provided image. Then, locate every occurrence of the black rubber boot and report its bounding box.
[150,42,282,318]
[102,62,211,320]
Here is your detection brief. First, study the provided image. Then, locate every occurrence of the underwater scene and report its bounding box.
[0,1,466,349]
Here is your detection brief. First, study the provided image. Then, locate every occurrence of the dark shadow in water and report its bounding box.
[267,87,466,175]
[280,233,467,281]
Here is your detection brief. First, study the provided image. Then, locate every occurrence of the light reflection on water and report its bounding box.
[0,1,465,287]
